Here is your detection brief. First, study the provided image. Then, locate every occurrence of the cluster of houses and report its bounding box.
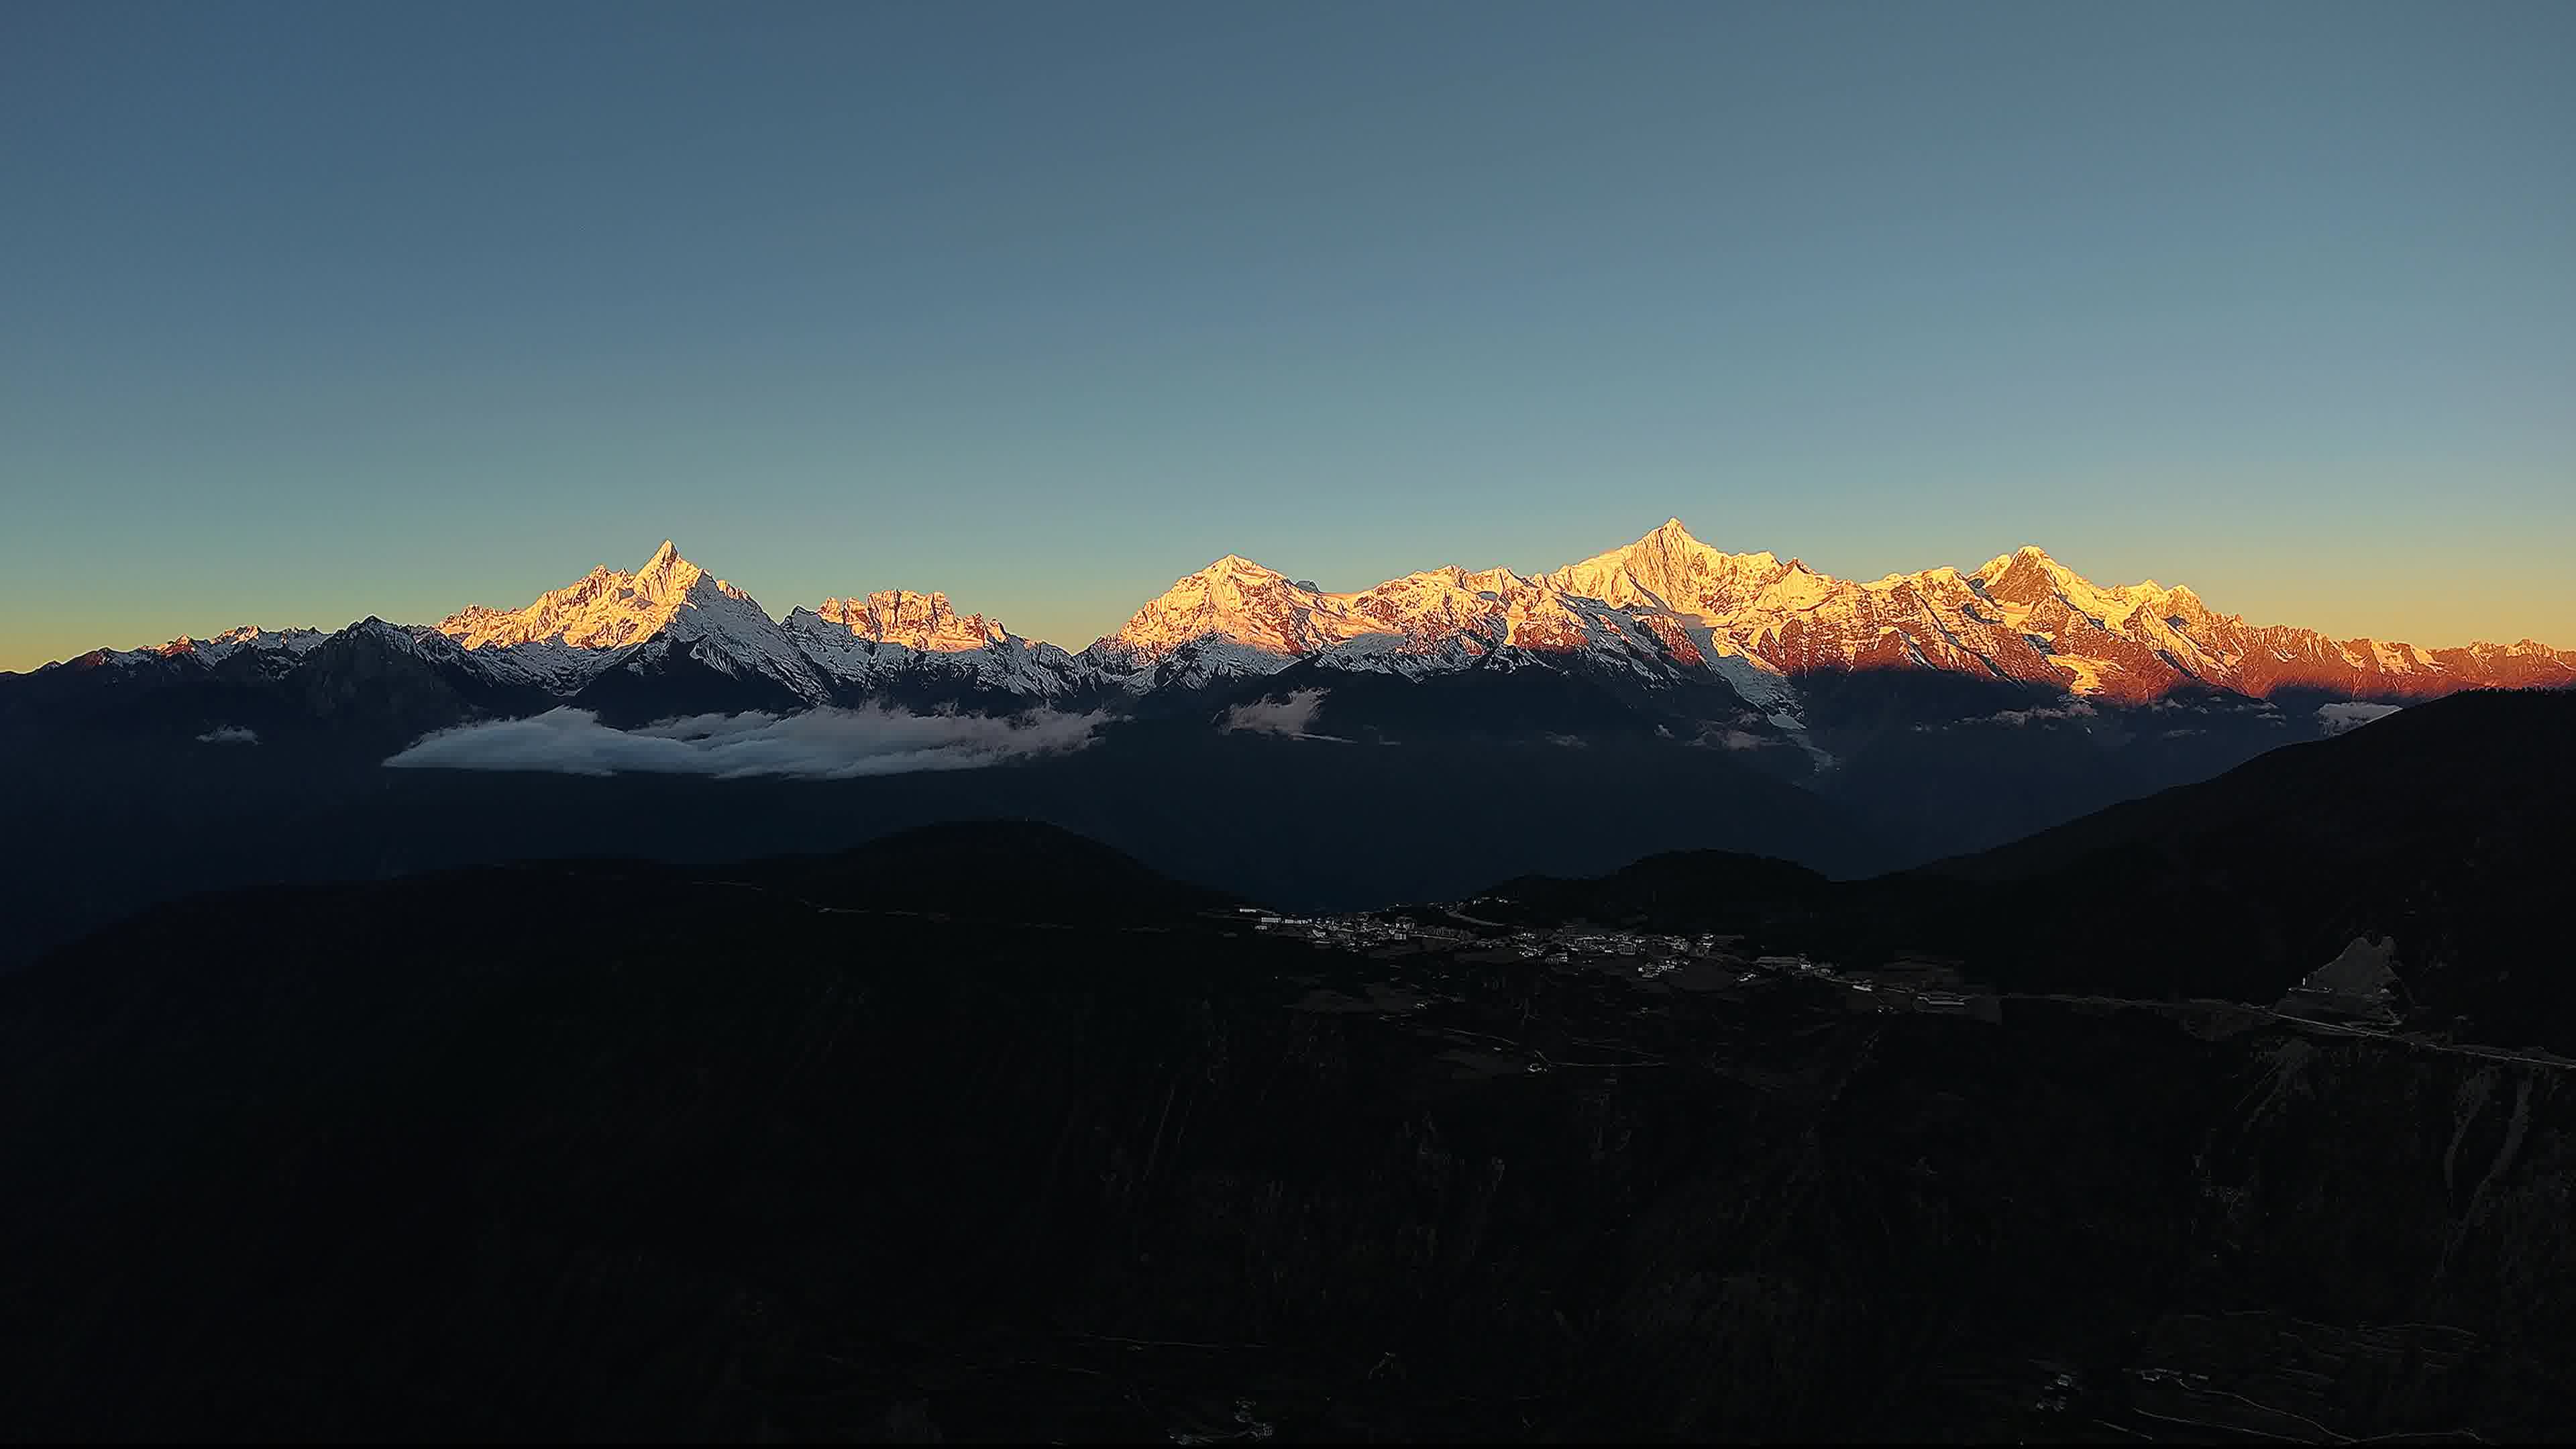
[1238,910,1474,952]
[1242,906,1724,967]
[1234,906,1992,1017]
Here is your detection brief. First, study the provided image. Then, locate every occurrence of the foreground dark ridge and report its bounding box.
[1477,688,2576,1053]
[7,786,2576,1440]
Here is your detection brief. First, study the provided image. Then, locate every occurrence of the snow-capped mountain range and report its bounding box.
[31,521,2576,724]
[72,623,334,676]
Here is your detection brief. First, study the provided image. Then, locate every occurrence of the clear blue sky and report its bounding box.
[4,0,2571,667]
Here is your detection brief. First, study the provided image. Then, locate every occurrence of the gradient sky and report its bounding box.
[4,0,2571,669]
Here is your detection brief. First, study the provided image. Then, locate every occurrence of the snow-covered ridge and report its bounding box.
[1082,547,1741,692]
[429,540,824,697]
[437,541,712,653]
[56,625,331,674]
[35,525,2575,710]
[811,590,1009,653]
[183,625,332,665]
[1533,526,2576,703]
[786,588,1093,701]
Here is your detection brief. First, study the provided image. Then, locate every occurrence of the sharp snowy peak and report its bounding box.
[437,541,830,700]
[439,540,714,654]
[1086,555,1350,684]
[430,546,1073,704]
[1542,517,1790,621]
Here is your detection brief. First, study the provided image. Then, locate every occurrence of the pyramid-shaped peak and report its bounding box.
[1536,518,1792,618]
[1638,517,1712,549]
[1614,517,1783,571]
[1203,553,1283,576]
[632,539,730,601]
[1164,554,1302,594]
[436,539,755,653]
[1976,545,2064,582]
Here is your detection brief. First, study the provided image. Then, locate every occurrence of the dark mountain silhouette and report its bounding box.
[1486,688,2576,1049]
[749,819,1238,923]
[0,708,1890,972]
[7,812,2575,1439]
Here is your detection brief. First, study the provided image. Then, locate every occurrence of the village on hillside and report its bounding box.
[1229,902,1992,1019]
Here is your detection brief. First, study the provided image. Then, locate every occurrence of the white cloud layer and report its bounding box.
[195,725,261,745]
[384,706,1105,779]
[1220,690,1330,737]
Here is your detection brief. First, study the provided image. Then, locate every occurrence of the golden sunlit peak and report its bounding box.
[1192,553,1287,580]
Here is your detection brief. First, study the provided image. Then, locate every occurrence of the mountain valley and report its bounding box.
[6,521,2565,970]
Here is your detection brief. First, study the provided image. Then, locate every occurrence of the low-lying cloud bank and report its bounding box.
[1989,699,2098,727]
[195,724,261,745]
[384,706,1106,780]
[1220,690,1329,738]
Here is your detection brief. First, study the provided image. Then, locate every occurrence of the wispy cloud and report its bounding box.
[195,725,260,745]
[1220,690,1332,738]
[384,706,1104,779]
[1989,699,2098,727]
